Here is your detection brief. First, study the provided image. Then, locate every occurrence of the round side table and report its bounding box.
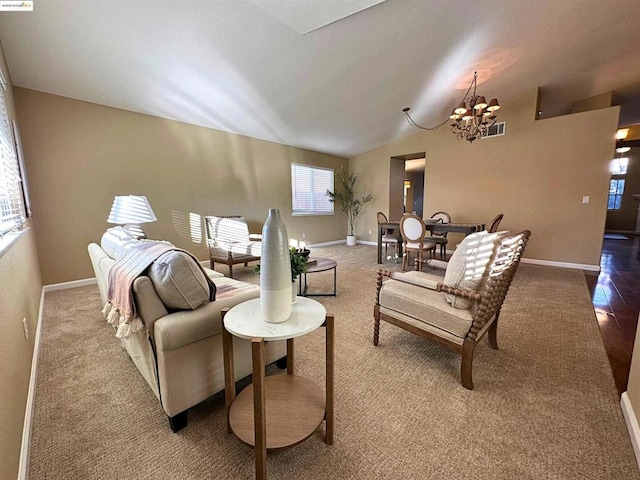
[221,297,334,480]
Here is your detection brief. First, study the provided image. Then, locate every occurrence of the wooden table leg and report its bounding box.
[252,337,267,480]
[221,308,235,434]
[325,314,334,445]
[287,338,295,375]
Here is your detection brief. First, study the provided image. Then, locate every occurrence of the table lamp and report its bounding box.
[107,195,157,238]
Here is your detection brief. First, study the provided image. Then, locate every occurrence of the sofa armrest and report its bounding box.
[133,276,169,338]
[153,279,260,351]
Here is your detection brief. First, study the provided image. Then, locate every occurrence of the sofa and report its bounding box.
[205,215,262,278]
[88,227,286,432]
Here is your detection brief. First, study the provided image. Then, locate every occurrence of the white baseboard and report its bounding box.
[358,243,601,272]
[307,239,347,247]
[43,277,97,292]
[621,392,640,471]
[520,258,600,272]
[357,240,377,246]
[18,287,46,480]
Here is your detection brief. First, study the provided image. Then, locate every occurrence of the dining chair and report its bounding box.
[399,213,436,271]
[377,212,402,262]
[424,211,451,260]
[488,213,504,233]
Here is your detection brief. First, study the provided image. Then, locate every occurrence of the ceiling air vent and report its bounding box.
[482,121,506,139]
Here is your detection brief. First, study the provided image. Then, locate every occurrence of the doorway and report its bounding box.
[389,153,425,220]
[405,159,425,217]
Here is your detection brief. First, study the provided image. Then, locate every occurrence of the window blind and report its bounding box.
[291,163,334,215]
[0,76,25,236]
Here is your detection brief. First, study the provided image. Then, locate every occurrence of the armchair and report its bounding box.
[373,229,530,389]
[205,216,262,278]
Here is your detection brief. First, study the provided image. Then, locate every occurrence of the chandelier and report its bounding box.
[403,71,500,143]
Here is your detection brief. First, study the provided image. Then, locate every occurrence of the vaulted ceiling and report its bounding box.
[1,0,639,158]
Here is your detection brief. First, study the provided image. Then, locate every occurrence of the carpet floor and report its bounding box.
[28,244,639,479]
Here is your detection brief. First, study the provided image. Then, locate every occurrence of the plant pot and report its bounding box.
[346,235,357,246]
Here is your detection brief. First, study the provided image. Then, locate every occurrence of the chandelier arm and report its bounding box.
[403,109,450,131]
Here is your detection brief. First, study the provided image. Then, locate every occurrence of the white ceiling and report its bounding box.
[1,0,640,158]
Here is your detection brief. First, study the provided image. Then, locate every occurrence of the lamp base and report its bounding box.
[122,224,147,239]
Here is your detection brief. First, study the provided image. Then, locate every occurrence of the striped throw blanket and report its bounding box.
[101,242,216,339]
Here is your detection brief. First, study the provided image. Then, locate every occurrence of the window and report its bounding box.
[611,157,628,175]
[291,164,334,215]
[608,179,625,210]
[608,157,628,211]
[0,73,26,236]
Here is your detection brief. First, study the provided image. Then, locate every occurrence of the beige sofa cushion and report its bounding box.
[147,251,211,310]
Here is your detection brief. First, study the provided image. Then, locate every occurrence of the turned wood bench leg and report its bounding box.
[373,305,380,346]
[461,340,476,390]
[487,315,500,350]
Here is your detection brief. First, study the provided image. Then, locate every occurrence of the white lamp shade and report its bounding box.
[107,195,157,224]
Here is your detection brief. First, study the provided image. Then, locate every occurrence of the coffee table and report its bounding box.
[298,257,337,296]
[221,297,334,480]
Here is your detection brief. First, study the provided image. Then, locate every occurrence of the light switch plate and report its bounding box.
[582,196,590,204]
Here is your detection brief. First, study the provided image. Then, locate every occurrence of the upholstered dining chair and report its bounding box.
[377,212,402,262]
[399,213,437,271]
[424,211,451,260]
[373,229,531,389]
[488,213,504,233]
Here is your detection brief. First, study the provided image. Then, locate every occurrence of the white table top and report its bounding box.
[224,297,326,341]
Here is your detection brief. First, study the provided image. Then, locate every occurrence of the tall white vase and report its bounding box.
[260,209,292,323]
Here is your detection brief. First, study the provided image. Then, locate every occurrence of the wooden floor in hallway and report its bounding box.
[585,234,640,396]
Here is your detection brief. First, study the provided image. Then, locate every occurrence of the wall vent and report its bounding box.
[482,121,506,138]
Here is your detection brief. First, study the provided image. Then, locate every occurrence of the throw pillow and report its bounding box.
[443,231,503,309]
[147,250,211,310]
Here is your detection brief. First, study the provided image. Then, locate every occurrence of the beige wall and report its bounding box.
[0,47,43,479]
[572,91,613,114]
[13,88,348,285]
[350,88,620,268]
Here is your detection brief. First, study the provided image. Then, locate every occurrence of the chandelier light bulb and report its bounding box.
[454,101,467,115]
[474,96,487,110]
[487,98,500,112]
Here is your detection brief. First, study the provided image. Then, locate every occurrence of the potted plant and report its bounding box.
[326,170,373,246]
[255,247,308,302]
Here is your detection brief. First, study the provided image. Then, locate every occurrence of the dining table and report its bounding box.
[376,219,486,264]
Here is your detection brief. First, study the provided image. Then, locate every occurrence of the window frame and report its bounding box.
[291,163,335,216]
[0,71,26,239]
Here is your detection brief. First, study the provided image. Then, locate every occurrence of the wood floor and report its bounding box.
[585,234,640,396]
